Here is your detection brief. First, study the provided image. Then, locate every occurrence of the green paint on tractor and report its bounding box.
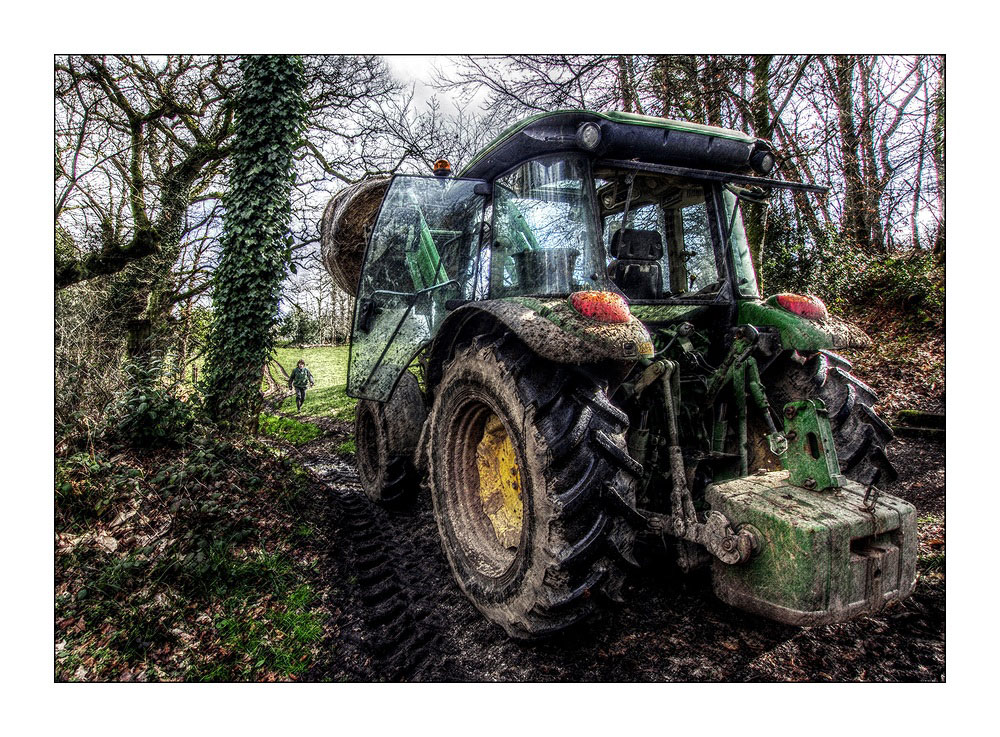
[707,471,917,625]
[738,300,872,351]
[778,399,846,491]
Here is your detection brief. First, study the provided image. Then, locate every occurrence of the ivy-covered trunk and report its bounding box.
[202,56,307,428]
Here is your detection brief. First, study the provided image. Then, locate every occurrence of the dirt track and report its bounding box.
[292,420,944,682]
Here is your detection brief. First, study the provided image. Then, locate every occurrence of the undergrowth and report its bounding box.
[763,238,943,325]
[55,382,327,682]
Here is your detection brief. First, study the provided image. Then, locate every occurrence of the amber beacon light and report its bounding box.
[432,158,452,177]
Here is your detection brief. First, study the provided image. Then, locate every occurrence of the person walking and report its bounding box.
[288,359,315,412]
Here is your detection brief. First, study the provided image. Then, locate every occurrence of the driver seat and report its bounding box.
[607,229,663,300]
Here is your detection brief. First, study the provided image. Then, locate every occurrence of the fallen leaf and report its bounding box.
[95,535,119,553]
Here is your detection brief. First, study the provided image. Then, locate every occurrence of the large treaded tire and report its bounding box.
[355,371,426,505]
[766,351,897,486]
[427,331,641,639]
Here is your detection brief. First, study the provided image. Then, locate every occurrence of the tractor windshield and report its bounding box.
[490,155,610,297]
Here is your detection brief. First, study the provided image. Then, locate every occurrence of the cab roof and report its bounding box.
[460,110,764,182]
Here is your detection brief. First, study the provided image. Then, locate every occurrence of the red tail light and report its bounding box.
[773,293,829,321]
[569,291,631,324]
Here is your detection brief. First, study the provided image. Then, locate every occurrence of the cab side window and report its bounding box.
[490,156,607,296]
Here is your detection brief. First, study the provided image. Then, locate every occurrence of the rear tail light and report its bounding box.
[569,291,631,323]
[773,293,829,321]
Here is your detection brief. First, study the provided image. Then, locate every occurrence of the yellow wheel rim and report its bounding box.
[474,413,524,548]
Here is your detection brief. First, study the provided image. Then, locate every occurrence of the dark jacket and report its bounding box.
[289,366,314,388]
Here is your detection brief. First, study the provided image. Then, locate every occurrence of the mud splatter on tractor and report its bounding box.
[322,110,913,639]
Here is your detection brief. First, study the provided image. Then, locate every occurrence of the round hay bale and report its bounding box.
[320,177,391,296]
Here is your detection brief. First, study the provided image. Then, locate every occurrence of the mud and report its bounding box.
[446,298,653,365]
[295,422,944,682]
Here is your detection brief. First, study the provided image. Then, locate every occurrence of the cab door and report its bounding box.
[347,175,489,401]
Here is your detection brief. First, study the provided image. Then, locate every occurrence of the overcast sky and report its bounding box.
[383,55,486,114]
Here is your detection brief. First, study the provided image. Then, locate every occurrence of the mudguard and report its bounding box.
[426,296,654,383]
[738,300,872,351]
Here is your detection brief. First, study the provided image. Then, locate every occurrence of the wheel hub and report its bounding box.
[475,413,523,548]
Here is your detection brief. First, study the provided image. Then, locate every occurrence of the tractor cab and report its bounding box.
[459,110,788,307]
[348,110,819,401]
[485,154,758,305]
[458,111,811,370]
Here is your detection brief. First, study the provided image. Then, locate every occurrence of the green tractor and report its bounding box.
[321,110,916,639]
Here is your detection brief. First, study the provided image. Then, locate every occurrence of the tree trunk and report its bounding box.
[857,57,887,252]
[911,77,931,250]
[742,54,774,283]
[203,55,307,427]
[617,55,633,113]
[126,318,152,362]
[177,299,193,381]
[831,56,871,252]
[700,55,724,127]
[931,57,945,264]
[772,120,832,247]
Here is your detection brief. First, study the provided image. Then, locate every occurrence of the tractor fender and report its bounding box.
[738,300,872,352]
[425,297,654,387]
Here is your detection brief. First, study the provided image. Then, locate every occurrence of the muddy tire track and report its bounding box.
[293,429,944,682]
[297,441,472,682]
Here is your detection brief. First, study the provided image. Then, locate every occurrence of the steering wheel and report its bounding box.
[686,280,721,298]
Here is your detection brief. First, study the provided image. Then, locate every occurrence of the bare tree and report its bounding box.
[433,54,942,261]
[930,56,945,262]
[55,55,414,363]
[55,55,237,290]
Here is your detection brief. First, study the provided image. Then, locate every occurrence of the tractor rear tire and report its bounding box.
[355,371,426,505]
[766,351,897,486]
[427,331,641,639]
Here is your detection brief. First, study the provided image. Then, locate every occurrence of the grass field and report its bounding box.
[258,413,324,445]
[271,345,356,421]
